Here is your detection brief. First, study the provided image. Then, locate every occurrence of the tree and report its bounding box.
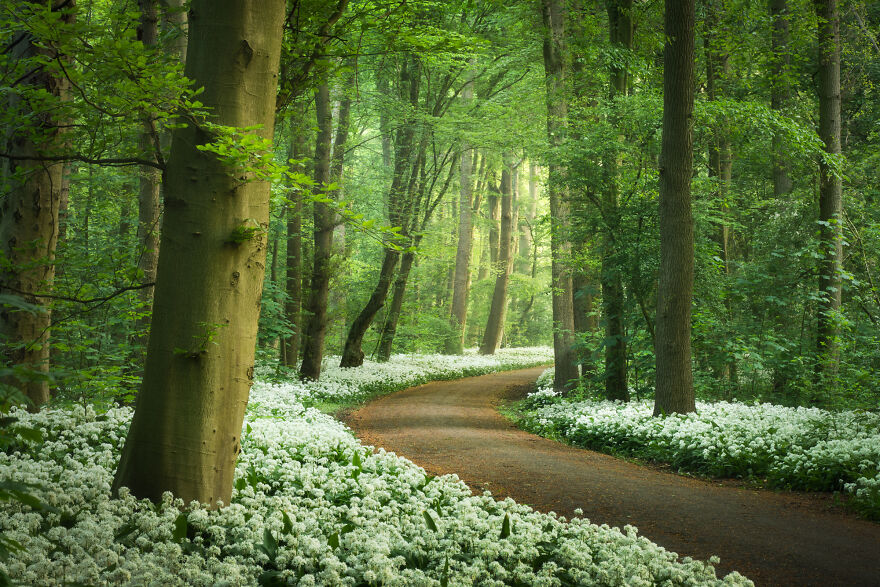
[480,154,517,354]
[541,0,579,393]
[113,0,286,505]
[298,84,335,380]
[0,0,75,408]
[446,73,476,355]
[654,0,696,416]
[815,0,843,381]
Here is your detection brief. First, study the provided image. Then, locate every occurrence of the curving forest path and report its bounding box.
[344,366,880,587]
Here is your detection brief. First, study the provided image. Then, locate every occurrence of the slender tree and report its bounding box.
[446,73,476,355]
[541,0,579,392]
[298,83,335,380]
[339,55,421,368]
[282,128,307,368]
[654,0,696,416]
[600,0,633,402]
[480,155,517,354]
[113,0,285,504]
[815,0,843,380]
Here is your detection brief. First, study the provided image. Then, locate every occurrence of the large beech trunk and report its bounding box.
[298,84,335,380]
[480,158,516,354]
[113,0,285,505]
[542,0,579,392]
[376,251,416,361]
[815,0,843,379]
[654,0,696,416]
[0,1,74,409]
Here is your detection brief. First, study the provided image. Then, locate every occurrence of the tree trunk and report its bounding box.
[160,0,188,64]
[113,0,285,504]
[135,0,162,353]
[339,55,419,367]
[298,83,335,380]
[446,80,475,355]
[517,162,538,273]
[282,131,307,368]
[0,0,74,409]
[770,0,793,197]
[480,156,516,354]
[654,0,696,416]
[541,0,578,393]
[340,249,399,366]
[601,0,633,402]
[705,0,735,385]
[815,0,843,380]
[376,251,415,361]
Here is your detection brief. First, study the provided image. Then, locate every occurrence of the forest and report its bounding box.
[1,0,879,585]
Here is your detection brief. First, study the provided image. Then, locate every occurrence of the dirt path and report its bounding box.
[344,366,880,587]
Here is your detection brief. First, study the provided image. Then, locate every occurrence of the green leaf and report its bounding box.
[423,510,438,532]
[282,510,293,535]
[500,513,511,539]
[327,531,340,549]
[172,513,188,543]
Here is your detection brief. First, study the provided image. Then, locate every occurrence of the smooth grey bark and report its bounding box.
[113,0,285,504]
[815,0,843,380]
[135,0,162,352]
[654,0,696,416]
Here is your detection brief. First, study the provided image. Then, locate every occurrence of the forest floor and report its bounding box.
[343,366,880,587]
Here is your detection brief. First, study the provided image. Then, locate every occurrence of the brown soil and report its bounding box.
[343,366,880,587]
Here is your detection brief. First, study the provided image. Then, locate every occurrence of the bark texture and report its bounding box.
[654,0,696,416]
[601,0,633,402]
[282,130,307,368]
[298,84,335,380]
[113,0,285,504]
[815,0,843,379]
[480,158,516,354]
[135,0,162,350]
[0,0,74,408]
[541,0,579,392]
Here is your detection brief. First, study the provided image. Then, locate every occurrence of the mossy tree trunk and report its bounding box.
[113,0,285,505]
[815,0,843,382]
[0,0,75,409]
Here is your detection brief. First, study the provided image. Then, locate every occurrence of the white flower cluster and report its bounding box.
[522,369,880,519]
[0,354,753,585]
[251,347,555,409]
